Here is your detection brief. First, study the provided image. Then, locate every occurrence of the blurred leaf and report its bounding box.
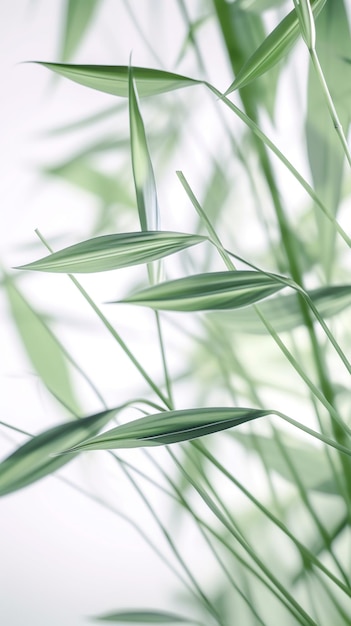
[3,275,80,414]
[16,232,206,274]
[36,63,201,97]
[214,0,282,118]
[237,0,286,11]
[63,407,271,451]
[0,408,117,497]
[211,285,351,334]
[224,0,326,95]
[129,66,160,231]
[306,0,351,279]
[94,609,191,623]
[61,0,100,61]
[45,153,134,207]
[118,271,286,311]
[234,431,340,494]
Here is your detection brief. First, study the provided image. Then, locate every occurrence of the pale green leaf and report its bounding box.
[118,271,286,311]
[64,407,270,451]
[94,609,191,623]
[225,0,326,95]
[0,409,117,497]
[61,0,100,61]
[16,232,206,274]
[3,275,80,414]
[36,63,201,97]
[234,431,339,494]
[212,285,351,334]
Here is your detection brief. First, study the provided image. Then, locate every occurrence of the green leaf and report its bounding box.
[94,609,191,623]
[225,0,326,95]
[306,0,351,279]
[212,285,351,334]
[129,65,160,232]
[61,0,100,61]
[213,0,281,118]
[63,407,270,452]
[36,63,201,97]
[0,409,117,497]
[118,271,286,311]
[16,231,206,274]
[234,431,339,494]
[45,159,134,208]
[3,275,80,414]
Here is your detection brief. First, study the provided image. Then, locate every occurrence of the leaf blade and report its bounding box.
[65,407,271,451]
[36,63,201,97]
[15,231,206,274]
[225,0,326,95]
[94,609,191,623]
[0,409,117,497]
[118,271,286,311]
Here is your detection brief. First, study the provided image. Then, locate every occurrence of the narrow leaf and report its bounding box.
[3,275,80,413]
[0,409,117,497]
[212,285,351,334]
[36,63,201,97]
[225,0,326,95]
[129,65,159,231]
[94,609,191,623]
[61,0,100,61]
[16,232,206,274]
[64,407,270,452]
[118,271,286,311]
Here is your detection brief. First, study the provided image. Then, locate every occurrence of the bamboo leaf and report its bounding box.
[94,609,191,623]
[3,275,80,414]
[0,409,117,497]
[64,407,270,451]
[129,65,160,232]
[225,0,326,95]
[212,285,351,334]
[36,63,201,97]
[234,431,339,494]
[16,232,206,274]
[61,0,100,61]
[118,271,286,311]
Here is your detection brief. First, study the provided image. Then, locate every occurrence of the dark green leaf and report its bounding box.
[64,407,270,451]
[36,63,201,97]
[16,232,206,274]
[0,409,117,497]
[118,271,286,311]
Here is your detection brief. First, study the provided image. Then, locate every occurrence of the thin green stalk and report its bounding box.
[310,49,351,166]
[176,171,348,435]
[114,456,225,626]
[294,0,351,167]
[205,84,351,250]
[145,449,270,626]
[274,428,349,587]
[191,440,351,597]
[155,311,174,409]
[168,447,318,626]
[34,229,171,410]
